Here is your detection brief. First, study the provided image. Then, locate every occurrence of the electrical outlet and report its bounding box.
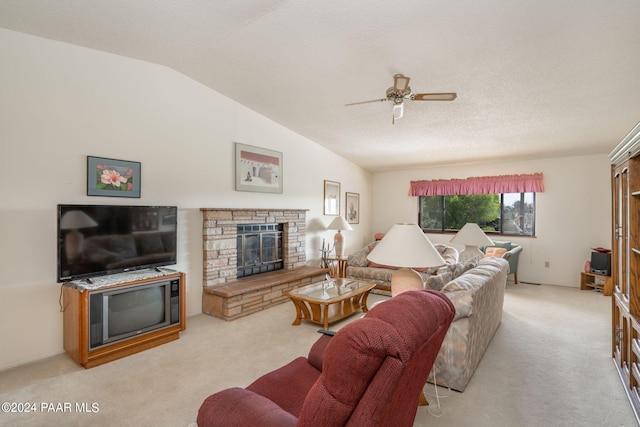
[544,261,550,268]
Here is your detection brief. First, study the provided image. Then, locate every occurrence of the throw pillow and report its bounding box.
[438,262,467,280]
[462,258,479,272]
[426,271,453,291]
[489,241,512,251]
[346,248,369,267]
[484,247,507,258]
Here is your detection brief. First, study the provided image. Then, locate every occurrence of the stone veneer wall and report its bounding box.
[200,208,308,287]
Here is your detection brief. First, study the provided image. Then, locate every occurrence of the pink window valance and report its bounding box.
[409,173,544,196]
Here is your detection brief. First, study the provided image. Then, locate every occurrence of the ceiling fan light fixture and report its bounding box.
[345,73,457,123]
[393,74,410,92]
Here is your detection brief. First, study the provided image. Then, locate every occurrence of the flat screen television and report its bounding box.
[57,204,177,282]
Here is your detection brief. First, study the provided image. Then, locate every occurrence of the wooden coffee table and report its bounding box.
[286,278,375,329]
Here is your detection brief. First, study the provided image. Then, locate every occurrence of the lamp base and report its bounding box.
[334,231,345,257]
[391,268,424,297]
[459,245,483,263]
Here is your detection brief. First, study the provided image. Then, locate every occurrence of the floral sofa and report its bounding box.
[346,241,508,391]
[348,242,508,392]
[345,242,459,294]
[427,257,508,391]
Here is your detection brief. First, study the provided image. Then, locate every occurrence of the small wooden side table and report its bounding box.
[580,271,612,296]
[323,256,348,278]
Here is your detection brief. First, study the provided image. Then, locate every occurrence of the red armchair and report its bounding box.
[197,289,455,427]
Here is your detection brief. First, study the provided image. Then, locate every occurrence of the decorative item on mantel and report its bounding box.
[367,223,445,296]
[450,223,494,263]
[327,216,353,257]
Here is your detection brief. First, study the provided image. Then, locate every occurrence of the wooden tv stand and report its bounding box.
[62,270,186,368]
[579,271,612,296]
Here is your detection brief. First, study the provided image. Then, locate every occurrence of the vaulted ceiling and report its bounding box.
[2,0,639,171]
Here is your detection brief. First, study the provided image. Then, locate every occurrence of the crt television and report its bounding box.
[57,204,177,282]
[88,276,181,350]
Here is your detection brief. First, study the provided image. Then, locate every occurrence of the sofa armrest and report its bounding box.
[503,245,523,259]
[443,290,474,321]
[502,245,522,273]
[197,387,297,427]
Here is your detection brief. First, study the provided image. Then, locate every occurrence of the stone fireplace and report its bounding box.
[200,208,308,287]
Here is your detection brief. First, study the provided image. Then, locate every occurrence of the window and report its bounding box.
[411,173,542,236]
[419,192,536,236]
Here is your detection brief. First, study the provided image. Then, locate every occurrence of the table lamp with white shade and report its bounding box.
[449,223,494,263]
[367,223,445,296]
[60,210,98,261]
[327,216,353,257]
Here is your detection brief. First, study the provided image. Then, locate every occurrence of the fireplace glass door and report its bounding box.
[237,223,283,277]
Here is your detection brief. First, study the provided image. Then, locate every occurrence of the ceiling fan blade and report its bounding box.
[344,98,388,106]
[412,92,457,101]
[393,74,410,92]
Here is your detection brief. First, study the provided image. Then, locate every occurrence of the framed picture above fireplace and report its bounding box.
[235,142,283,194]
[324,180,340,215]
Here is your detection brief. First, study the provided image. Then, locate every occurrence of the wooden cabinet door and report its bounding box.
[613,164,629,299]
[614,296,630,386]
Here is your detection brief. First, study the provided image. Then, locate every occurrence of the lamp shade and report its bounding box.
[60,210,98,230]
[327,216,352,232]
[449,223,493,247]
[367,223,445,268]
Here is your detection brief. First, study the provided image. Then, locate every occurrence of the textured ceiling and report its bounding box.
[1,0,640,171]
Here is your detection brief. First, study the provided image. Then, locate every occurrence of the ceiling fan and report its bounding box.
[345,74,457,124]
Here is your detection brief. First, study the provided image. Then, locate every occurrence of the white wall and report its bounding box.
[372,155,612,287]
[0,29,372,370]
[0,27,614,371]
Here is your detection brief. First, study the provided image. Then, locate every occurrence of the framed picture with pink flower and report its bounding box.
[87,156,141,198]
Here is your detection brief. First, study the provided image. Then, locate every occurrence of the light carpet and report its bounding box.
[0,283,636,426]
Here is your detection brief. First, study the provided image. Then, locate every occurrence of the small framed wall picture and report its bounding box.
[324,180,340,215]
[87,156,141,198]
[235,142,283,194]
[346,192,359,224]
